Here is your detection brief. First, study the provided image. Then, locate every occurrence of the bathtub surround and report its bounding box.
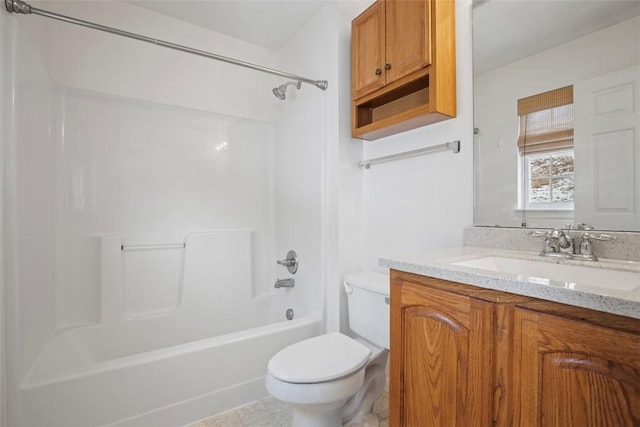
[2,1,330,425]
[464,227,640,263]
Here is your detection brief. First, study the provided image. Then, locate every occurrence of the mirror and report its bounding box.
[473,0,640,231]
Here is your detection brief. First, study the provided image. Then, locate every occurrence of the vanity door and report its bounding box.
[514,307,640,426]
[390,277,493,426]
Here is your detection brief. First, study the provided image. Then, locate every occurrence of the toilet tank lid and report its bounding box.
[344,272,390,296]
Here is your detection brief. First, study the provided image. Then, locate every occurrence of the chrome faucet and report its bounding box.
[528,225,615,261]
[573,232,616,261]
[529,228,573,259]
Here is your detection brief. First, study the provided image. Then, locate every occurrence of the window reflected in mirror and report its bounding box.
[517,86,575,216]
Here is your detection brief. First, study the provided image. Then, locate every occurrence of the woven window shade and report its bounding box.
[518,85,573,154]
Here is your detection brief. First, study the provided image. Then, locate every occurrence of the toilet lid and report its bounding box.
[268,332,371,384]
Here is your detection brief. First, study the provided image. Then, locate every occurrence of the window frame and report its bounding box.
[518,149,575,211]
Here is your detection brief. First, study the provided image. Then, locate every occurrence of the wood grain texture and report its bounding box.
[390,279,403,426]
[351,0,385,99]
[391,270,532,304]
[351,0,456,140]
[492,303,520,426]
[385,0,431,83]
[390,277,492,426]
[431,0,456,117]
[390,269,640,427]
[542,353,640,425]
[404,306,468,426]
[515,308,640,426]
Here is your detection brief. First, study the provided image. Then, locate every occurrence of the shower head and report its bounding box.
[273,81,301,100]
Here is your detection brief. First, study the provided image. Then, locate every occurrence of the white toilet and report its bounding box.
[265,272,390,427]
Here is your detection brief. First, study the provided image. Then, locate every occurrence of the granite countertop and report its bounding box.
[379,247,640,320]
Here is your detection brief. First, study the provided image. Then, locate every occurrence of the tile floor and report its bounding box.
[189,392,389,427]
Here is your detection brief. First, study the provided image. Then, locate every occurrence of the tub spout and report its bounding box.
[274,278,295,288]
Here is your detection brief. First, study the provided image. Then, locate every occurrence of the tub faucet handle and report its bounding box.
[276,250,298,274]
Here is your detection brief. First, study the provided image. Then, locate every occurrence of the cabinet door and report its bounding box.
[351,0,386,99]
[385,0,432,84]
[390,279,493,426]
[515,308,640,426]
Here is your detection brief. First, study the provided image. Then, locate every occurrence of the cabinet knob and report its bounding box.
[375,68,382,75]
[385,63,391,70]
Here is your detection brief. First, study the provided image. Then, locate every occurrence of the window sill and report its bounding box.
[515,209,574,220]
[516,208,574,213]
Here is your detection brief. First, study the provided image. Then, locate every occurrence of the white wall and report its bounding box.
[360,0,475,272]
[474,16,640,228]
[336,0,369,333]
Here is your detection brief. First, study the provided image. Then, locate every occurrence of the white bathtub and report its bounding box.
[17,316,321,426]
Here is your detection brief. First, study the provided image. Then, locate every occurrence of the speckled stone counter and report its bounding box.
[379,247,640,320]
[464,227,640,262]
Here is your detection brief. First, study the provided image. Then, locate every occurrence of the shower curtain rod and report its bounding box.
[4,0,329,91]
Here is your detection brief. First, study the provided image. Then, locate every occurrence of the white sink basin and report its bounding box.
[452,256,640,292]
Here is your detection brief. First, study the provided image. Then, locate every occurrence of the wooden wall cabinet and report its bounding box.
[351,0,386,99]
[351,0,431,99]
[390,270,640,426]
[351,0,456,141]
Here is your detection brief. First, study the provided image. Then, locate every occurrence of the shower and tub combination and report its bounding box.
[2,1,329,425]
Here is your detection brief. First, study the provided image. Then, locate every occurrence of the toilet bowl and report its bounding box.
[265,272,389,427]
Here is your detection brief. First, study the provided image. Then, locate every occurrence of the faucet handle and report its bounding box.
[576,223,594,231]
[577,233,616,261]
[528,230,551,238]
[276,250,298,274]
[577,233,614,260]
[581,232,616,241]
[529,229,557,255]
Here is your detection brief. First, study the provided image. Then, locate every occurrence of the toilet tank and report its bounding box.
[343,272,390,349]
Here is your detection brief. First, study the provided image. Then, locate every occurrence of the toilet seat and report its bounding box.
[268,332,371,384]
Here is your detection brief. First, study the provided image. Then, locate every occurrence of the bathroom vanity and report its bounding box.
[382,249,640,426]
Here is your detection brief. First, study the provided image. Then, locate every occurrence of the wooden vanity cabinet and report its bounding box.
[390,270,640,426]
[351,0,455,140]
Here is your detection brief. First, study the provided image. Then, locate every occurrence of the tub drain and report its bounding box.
[286,308,294,320]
